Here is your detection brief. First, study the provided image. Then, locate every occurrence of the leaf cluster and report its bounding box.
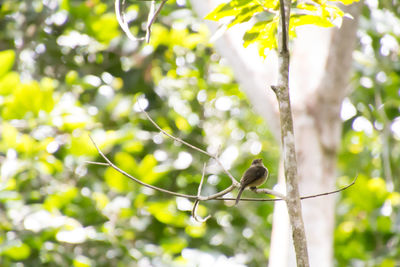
[205,0,359,58]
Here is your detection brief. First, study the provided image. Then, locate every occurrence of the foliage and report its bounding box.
[0,0,399,266]
[0,0,279,266]
[335,1,400,266]
[205,0,359,58]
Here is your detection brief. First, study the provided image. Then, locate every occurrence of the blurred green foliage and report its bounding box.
[335,2,400,266]
[0,0,278,266]
[0,0,399,266]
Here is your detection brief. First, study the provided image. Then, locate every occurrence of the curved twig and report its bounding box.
[146,0,168,43]
[88,135,235,200]
[192,163,212,222]
[299,175,358,200]
[115,0,168,43]
[89,135,195,198]
[115,0,145,41]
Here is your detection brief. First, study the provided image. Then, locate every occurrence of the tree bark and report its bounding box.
[272,1,309,265]
[284,4,361,266]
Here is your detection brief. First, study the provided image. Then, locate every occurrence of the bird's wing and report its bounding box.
[241,166,267,187]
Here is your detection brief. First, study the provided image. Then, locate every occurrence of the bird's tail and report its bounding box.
[235,187,245,205]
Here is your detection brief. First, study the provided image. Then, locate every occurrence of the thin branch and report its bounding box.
[115,0,145,41]
[270,85,279,94]
[253,188,287,200]
[202,185,236,200]
[145,1,156,43]
[138,99,239,186]
[192,163,212,222]
[141,108,209,156]
[300,175,358,200]
[146,0,168,43]
[86,141,357,203]
[84,161,109,166]
[218,178,357,201]
[88,135,235,200]
[233,176,357,202]
[115,0,168,43]
[89,135,195,199]
[278,0,288,53]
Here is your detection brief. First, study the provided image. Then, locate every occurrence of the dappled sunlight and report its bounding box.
[1,0,399,266]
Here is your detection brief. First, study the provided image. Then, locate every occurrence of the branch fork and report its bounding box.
[87,107,356,222]
[115,0,168,43]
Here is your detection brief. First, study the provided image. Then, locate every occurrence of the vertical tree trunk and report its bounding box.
[272,1,310,265]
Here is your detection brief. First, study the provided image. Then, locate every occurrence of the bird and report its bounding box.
[235,159,268,205]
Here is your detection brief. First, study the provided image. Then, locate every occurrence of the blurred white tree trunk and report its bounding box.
[191,1,361,266]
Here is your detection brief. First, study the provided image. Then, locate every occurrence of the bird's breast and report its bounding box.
[246,173,268,187]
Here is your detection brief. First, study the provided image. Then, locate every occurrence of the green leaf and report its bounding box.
[1,122,18,150]
[294,2,345,30]
[257,0,279,9]
[147,201,187,227]
[123,140,144,153]
[0,50,15,78]
[185,224,206,238]
[65,70,79,85]
[0,72,19,95]
[175,116,191,132]
[376,216,391,233]
[61,0,90,18]
[104,166,135,193]
[321,3,345,19]
[290,14,335,28]
[2,241,31,260]
[161,236,187,254]
[44,187,78,211]
[388,192,400,206]
[73,256,92,267]
[92,192,109,210]
[2,80,55,120]
[243,19,278,58]
[138,154,164,184]
[115,151,138,173]
[379,259,396,267]
[336,221,355,242]
[338,239,366,260]
[205,0,262,22]
[345,175,389,212]
[297,3,319,12]
[89,13,119,44]
[70,133,98,156]
[335,0,360,5]
[227,4,264,28]
[367,177,389,203]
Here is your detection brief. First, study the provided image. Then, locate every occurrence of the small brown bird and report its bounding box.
[235,159,268,205]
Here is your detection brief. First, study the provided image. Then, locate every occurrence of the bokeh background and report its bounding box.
[0,0,399,266]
